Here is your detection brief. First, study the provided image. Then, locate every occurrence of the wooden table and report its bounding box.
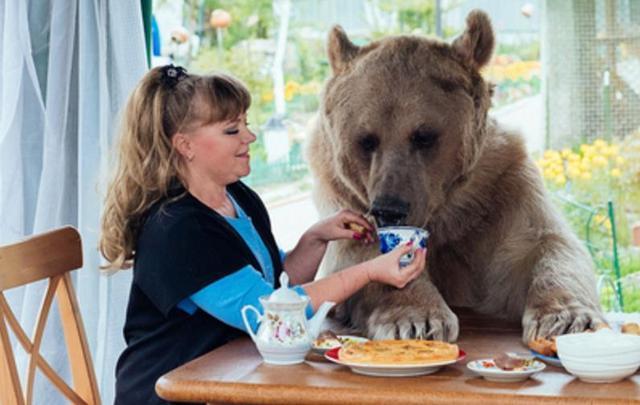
[156,313,640,404]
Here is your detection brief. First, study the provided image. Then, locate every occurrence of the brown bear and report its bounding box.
[307,10,605,343]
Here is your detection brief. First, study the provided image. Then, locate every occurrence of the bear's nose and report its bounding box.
[370,196,410,227]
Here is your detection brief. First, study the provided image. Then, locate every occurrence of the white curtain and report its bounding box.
[0,0,147,403]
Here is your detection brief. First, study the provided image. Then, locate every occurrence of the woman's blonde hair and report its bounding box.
[100,66,251,270]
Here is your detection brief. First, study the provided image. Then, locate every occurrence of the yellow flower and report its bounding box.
[609,145,620,156]
[285,80,301,92]
[567,166,581,178]
[602,145,619,157]
[593,139,608,149]
[554,175,566,186]
[284,88,295,101]
[592,155,608,168]
[543,168,555,179]
[579,161,591,171]
[261,91,274,102]
[560,148,572,158]
[567,152,580,162]
[544,150,561,160]
[583,149,596,161]
[610,168,621,177]
[615,156,626,166]
[594,214,612,231]
[580,144,594,154]
[580,172,592,181]
[284,81,301,100]
[552,165,565,176]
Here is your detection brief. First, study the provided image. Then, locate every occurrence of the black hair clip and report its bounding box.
[159,64,188,88]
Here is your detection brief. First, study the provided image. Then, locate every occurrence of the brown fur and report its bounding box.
[307,10,604,343]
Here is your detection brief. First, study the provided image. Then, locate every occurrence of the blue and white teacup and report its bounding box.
[377,226,429,266]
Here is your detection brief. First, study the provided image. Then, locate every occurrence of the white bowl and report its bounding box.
[559,360,638,383]
[556,330,640,383]
[559,351,640,367]
[559,355,640,371]
[556,329,640,352]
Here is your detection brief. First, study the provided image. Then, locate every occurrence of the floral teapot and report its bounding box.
[241,272,335,365]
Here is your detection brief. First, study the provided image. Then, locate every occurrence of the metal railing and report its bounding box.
[552,192,624,311]
[243,143,308,188]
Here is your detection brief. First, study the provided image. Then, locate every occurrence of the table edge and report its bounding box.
[155,376,637,405]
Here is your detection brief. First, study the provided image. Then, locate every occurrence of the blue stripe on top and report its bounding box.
[176,194,312,333]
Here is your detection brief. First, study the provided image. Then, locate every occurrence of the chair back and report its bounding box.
[0,226,100,405]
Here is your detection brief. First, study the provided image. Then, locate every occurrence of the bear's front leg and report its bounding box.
[341,274,459,342]
[522,237,606,344]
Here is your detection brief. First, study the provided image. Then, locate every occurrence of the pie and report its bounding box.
[338,339,459,365]
[622,322,640,335]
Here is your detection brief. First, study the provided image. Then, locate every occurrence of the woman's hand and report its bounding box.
[366,243,427,289]
[301,241,427,311]
[306,208,375,245]
[285,209,374,285]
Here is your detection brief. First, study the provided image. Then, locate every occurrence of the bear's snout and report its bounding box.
[370,196,410,227]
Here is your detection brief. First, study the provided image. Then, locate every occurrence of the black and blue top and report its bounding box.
[114,181,309,405]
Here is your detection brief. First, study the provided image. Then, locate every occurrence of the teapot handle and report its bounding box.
[241,305,261,343]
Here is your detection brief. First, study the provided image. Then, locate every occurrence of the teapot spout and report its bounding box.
[308,301,336,339]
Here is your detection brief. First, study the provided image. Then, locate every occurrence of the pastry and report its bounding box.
[528,337,556,357]
[338,339,459,365]
[346,222,367,234]
[622,322,640,335]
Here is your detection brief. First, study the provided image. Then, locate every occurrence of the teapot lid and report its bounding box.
[268,272,305,303]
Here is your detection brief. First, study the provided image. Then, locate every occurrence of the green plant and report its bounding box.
[495,41,540,62]
[537,137,640,312]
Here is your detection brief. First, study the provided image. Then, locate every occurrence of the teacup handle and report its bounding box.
[241,305,262,342]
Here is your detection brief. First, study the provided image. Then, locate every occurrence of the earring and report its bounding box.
[187,154,194,161]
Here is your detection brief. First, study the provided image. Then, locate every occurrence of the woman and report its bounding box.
[100,65,426,404]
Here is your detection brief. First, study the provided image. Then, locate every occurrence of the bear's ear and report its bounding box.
[451,10,494,69]
[328,25,360,75]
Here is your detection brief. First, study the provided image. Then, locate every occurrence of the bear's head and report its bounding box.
[317,10,495,228]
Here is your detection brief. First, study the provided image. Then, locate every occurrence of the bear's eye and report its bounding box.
[358,134,380,153]
[411,129,439,150]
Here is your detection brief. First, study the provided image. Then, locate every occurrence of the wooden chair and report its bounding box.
[0,226,100,405]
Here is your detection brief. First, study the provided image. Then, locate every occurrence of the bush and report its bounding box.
[536,136,640,312]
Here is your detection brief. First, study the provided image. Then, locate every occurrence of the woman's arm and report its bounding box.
[284,209,375,285]
[302,243,426,311]
[185,244,426,331]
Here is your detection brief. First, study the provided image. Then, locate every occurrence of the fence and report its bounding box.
[543,0,640,149]
[551,192,632,312]
[243,141,308,188]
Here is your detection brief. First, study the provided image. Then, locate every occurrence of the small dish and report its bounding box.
[467,358,546,382]
[312,335,369,355]
[530,350,563,368]
[325,347,466,377]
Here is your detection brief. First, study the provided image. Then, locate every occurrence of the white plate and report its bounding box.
[324,347,466,377]
[311,335,369,355]
[467,358,546,382]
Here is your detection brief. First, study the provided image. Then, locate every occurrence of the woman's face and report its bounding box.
[181,112,256,186]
